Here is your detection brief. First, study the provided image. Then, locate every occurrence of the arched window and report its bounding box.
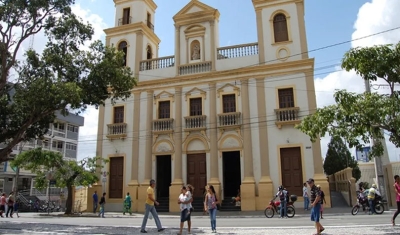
[273,14,289,43]
[118,41,128,66]
[146,45,152,60]
[146,45,152,70]
[190,40,201,60]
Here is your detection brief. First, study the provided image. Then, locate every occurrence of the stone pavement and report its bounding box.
[0,222,399,235]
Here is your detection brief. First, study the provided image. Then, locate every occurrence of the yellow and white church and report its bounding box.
[92,0,330,212]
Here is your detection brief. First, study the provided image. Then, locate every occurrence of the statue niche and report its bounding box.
[191,40,201,60]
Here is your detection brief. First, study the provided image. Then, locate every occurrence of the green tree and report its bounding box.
[323,136,361,181]
[0,0,136,162]
[296,42,400,159]
[11,148,107,214]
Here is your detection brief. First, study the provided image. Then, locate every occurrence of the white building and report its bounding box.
[96,0,329,212]
[0,111,84,196]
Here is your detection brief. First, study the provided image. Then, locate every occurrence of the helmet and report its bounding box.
[372,184,377,188]
[278,185,283,191]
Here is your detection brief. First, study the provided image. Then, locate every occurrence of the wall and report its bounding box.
[74,187,88,213]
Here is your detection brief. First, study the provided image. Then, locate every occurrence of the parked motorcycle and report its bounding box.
[351,190,384,215]
[264,195,297,218]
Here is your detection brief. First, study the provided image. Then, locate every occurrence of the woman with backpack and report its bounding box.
[275,185,288,218]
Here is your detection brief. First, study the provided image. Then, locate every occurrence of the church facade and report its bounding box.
[96,0,329,212]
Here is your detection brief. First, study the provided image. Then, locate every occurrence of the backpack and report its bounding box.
[286,191,290,203]
[279,191,286,201]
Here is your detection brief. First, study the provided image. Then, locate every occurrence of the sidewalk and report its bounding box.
[35,207,397,218]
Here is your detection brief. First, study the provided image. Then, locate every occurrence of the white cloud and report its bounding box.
[316,0,400,161]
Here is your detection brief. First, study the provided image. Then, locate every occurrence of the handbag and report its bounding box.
[215,195,221,210]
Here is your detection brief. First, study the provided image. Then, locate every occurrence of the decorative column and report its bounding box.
[240,79,256,211]
[210,20,216,71]
[169,87,184,212]
[138,90,154,212]
[128,91,141,212]
[255,78,273,210]
[208,82,220,192]
[134,32,144,77]
[175,24,181,75]
[255,9,266,64]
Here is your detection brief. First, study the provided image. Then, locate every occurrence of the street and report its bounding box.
[0,212,399,234]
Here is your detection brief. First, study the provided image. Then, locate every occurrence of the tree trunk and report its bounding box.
[64,184,74,214]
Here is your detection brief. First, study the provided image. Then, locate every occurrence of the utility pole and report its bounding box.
[364,79,388,209]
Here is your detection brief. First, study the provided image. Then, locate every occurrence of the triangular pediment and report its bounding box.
[174,0,216,19]
[217,83,241,97]
[185,87,207,101]
[155,90,174,99]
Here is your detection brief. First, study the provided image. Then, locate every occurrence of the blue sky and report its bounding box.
[74,0,400,161]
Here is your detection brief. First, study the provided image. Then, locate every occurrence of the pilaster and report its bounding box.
[144,90,154,182]
[255,78,273,210]
[175,25,181,75]
[210,20,216,71]
[208,82,220,189]
[240,79,256,211]
[170,87,183,212]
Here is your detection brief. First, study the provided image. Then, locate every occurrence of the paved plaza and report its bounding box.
[0,211,399,234]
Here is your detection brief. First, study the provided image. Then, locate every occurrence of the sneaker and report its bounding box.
[158,228,165,232]
[140,230,147,233]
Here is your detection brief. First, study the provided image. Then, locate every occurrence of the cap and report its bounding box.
[316,185,321,188]
[307,178,314,183]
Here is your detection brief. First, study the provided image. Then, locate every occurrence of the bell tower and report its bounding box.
[252,0,308,64]
[105,0,161,76]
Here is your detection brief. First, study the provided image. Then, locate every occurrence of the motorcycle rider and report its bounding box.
[274,185,288,218]
[368,184,378,215]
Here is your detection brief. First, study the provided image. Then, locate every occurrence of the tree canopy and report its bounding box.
[297,42,400,158]
[0,0,136,162]
[11,148,107,214]
[323,136,361,181]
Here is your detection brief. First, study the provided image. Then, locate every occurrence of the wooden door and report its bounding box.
[109,157,124,198]
[280,147,303,196]
[187,153,207,198]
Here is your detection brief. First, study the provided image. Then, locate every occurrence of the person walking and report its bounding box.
[204,185,219,233]
[140,179,165,233]
[303,182,310,210]
[98,192,106,218]
[0,193,6,217]
[12,199,20,218]
[123,192,132,215]
[6,192,14,218]
[392,175,400,226]
[275,185,288,218]
[92,191,98,213]
[177,186,190,235]
[368,184,378,215]
[307,178,325,235]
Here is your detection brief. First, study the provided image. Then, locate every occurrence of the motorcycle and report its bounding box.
[351,190,384,215]
[264,195,297,218]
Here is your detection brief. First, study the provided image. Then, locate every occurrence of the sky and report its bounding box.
[19,0,400,161]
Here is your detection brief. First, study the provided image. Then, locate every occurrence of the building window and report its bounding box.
[54,123,65,131]
[278,88,295,108]
[122,8,130,25]
[222,94,236,113]
[113,106,124,123]
[147,13,154,30]
[109,157,124,198]
[118,41,128,66]
[190,40,201,60]
[190,98,202,116]
[67,124,79,133]
[158,101,170,119]
[66,143,77,151]
[273,13,289,43]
